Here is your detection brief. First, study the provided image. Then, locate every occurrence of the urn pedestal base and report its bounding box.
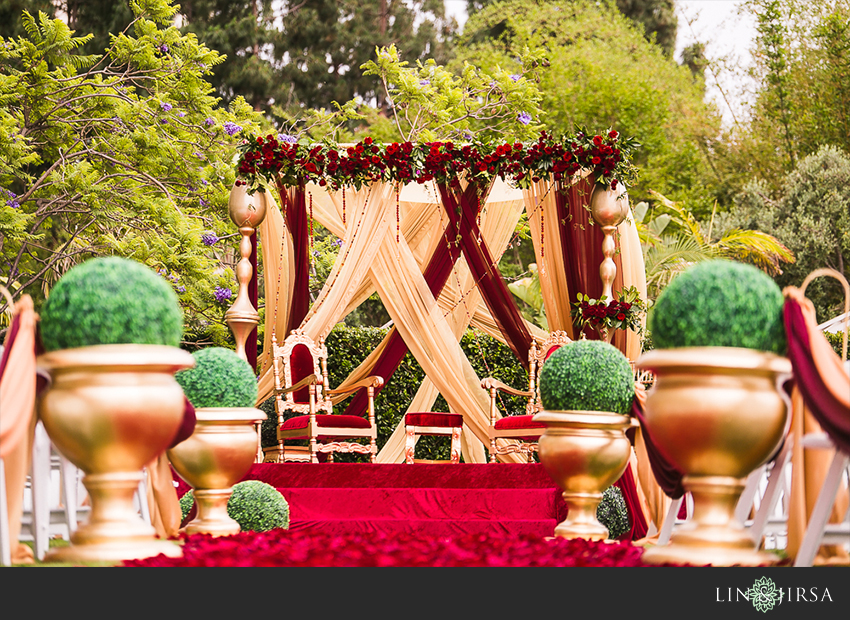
[44,472,182,563]
[185,489,241,537]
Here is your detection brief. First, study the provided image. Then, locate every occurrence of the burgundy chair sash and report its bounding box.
[631,397,686,500]
[784,297,850,455]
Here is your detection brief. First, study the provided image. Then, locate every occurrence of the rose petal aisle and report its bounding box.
[122,530,689,567]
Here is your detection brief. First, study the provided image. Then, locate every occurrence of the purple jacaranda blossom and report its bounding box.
[159,44,169,54]
[201,233,218,246]
[419,79,430,86]
[510,74,521,82]
[204,118,216,126]
[214,286,232,303]
[278,134,297,144]
[161,102,172,112]
[176,285,186,293]
[223,121,242,136]
[517,112,532,125]
[178,111,185,117]
[199,197,209,208]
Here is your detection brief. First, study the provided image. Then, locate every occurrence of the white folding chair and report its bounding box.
[793,433,850,567]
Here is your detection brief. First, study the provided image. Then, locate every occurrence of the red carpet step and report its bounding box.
[238,463,568,538]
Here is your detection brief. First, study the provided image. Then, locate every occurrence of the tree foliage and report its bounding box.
[452,0,724,214]
[727,145,850,322]
[0,0,262,345]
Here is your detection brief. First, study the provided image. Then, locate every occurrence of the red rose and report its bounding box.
[617,313,626,321]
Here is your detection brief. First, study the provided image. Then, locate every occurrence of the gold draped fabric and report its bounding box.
[0,295,38,564]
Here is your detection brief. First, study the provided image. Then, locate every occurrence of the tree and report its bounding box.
[452,0,724,216]
[0,0,56,40]
[177,0,458,121]
[0,0,263,346]
[467,0,679,57]
[724,0,850,191]
[727,145,850,322]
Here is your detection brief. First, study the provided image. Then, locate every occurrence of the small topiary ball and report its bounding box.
[596,485,630,540]
[39,256,183,351]
[649,259,786,354]
[175,347,258,408]
[180,481,289,532]
[538,340,634,415]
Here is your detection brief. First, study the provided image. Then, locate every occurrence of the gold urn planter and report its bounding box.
[636,347,792,566]
[36,344,195,563]
[533,410,633,541]
[167,407,266,536]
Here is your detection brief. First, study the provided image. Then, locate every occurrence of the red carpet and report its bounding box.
[176,463,570,538]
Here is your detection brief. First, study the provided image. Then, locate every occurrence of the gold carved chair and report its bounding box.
[480,330,573,463]
[271,329,383,463]
[404,412,463,464]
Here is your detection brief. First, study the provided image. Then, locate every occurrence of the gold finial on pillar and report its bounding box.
[589,182,628,302]
[225,183,268,362]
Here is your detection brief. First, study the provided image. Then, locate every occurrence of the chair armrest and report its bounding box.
[480,377,532,399]
[276,373,320,395]
[326,375,384,397]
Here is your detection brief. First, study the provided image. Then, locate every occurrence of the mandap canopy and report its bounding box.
[236,131,647,464]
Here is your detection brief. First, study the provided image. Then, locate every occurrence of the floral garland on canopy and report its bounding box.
[234,128,640,194]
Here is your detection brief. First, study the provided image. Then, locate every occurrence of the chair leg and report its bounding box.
[749,439,793,546]
[489,438,497,464]
[0,458,11,566]
[59,453,79,535]
[31,422,51,561]
[794,451,850,567]
[450,427,461,465]
[656,495,684,546]
[405,427,416,464]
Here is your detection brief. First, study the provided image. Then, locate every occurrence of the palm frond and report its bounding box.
[714,229,796,276]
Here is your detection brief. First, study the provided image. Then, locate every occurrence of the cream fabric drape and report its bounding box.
[0,294,38,564]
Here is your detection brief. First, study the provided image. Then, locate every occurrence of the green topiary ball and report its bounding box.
[180,481,290,532]
[538,340,634,415]
[596,485,630,540]
[649,260,786,354]
[39,256,183,351]
[175,347,258,408]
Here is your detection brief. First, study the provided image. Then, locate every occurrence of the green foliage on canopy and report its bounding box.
[451,0,723,213]
[0,0,262,347]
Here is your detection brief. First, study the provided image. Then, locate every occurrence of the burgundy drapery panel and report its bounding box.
[275,181,311,338]
[631,397,686,500]
[784,298,850,456]
[554,178,626,350]
[437,179,532,368]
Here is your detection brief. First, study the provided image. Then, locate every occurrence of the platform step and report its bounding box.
[277,487,562,521]
[287,518,559,538]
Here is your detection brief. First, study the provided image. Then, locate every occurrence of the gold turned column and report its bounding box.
[225,184,268,362]
[588,183,628,302]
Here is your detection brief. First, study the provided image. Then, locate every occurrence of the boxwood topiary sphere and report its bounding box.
[39,256,183,351]
[596,485,630,540]
[538,340,634,415]
[649,260,786,354]
[175,347,258,408]
[180,481,289,532]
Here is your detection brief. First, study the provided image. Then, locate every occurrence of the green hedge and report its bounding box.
[824,330,848,359]
[261,325,529,462]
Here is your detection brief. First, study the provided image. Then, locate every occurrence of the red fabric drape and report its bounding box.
[248,231,259,371]
[784,298,850,455]
[437,179,532,368]
[275,181,310,337]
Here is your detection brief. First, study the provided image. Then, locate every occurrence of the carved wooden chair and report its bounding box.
[271,328,383,464]
[480,330,573,463]
[404,412,463,464]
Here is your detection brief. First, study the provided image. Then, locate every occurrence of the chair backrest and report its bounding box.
[271,328,332,416]
[526,330,572,414]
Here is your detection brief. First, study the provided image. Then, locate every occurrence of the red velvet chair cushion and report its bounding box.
[281,414,371,440]
[405,412,463,428]
[544,345,561,360]
[494,414,545,441]
[290,343,315,404]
